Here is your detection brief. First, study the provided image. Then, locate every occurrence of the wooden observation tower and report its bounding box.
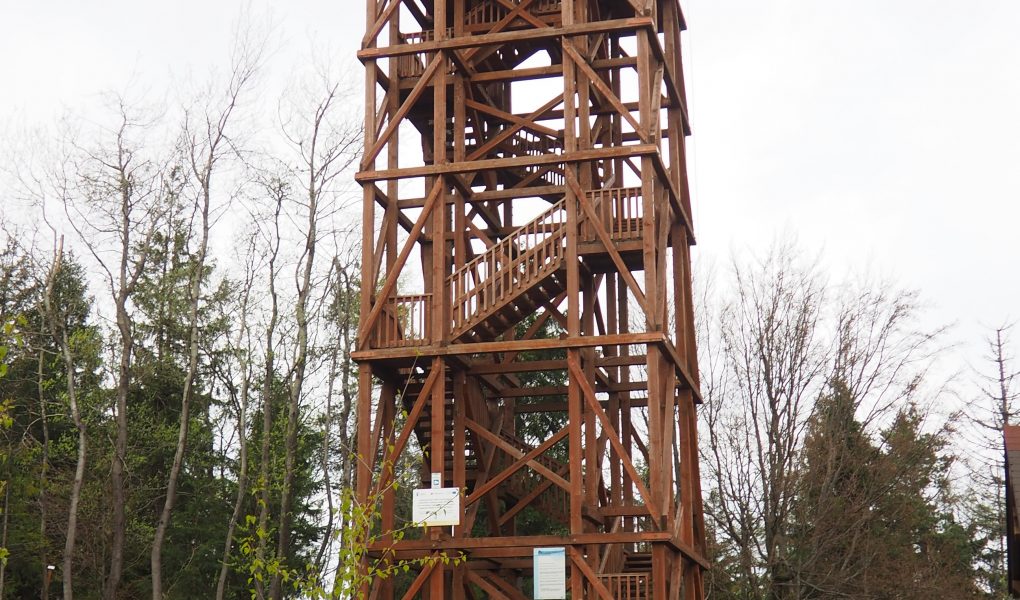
[354,0,706,597]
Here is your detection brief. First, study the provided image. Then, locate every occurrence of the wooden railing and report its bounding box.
[466,0,505,26]
[465,0,561,26]
[376,294,431,347]
[532,0,562,15]
[395,30,455,78]
[508,129,565,186]
[598,573,651,599]
[584,187,643,242]
[449,198,567,334]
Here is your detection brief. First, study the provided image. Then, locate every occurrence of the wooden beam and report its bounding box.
[467,56,638,84]
[464,420,570,503]
[368,531,674,551]
[563,42,646,142]
[465,96,561,159]
[353,331,666,361]
[566,171,650,315]
[357,18,656,60]
[396,560,435,600]
[568,546,615,600]
[464,571,514,600]
[356,143,658,182]
[361,53,443,169]
[568,353,662,523]
[357,180,442,349]
[374,365,440,496]
[362,0,401,48]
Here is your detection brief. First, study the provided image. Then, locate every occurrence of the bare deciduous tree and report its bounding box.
[40,237,89,600]
[59,102,172,600]
[268,70,359,600]
[150,34,261,600]
[699,242,947,600]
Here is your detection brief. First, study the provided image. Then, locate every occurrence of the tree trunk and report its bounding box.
[255,192,284,600]
[103,135,155,600]
[215,371,251,600]
[38,344,50,600]
[150,206,206,600]
[150,47,258,596]
[215,242,258,600]
[105,292,131,600]
[44,241,89,600]
[269,162,318,600]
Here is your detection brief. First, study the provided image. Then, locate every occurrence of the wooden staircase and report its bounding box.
[373,186,646,349]
[496,430,570,526]
[401,374,481,488]
[449,197,568,342]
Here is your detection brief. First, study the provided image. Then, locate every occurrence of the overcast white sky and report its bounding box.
[2,0,1018,384]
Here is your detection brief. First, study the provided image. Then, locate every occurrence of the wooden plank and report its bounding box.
[495,380,652,398]
[357,18,656,59]
[368,531,673,551]
[469,354,647,375]
[356,143,658,183]
[353,331,664,360]
[515,397,650,413]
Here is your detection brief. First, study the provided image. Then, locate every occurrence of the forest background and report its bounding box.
[0,1,1018,599]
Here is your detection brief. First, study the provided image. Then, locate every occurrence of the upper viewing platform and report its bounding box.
[356,0,695,357]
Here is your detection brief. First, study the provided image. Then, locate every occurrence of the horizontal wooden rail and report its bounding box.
[359,18,656,59]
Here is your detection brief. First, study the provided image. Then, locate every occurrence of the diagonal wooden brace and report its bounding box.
[358,180,443,349]
[568,546,616,600]
[563,42,648,143]
[565,171,650,315]
[374,365,442,497]
[568,353,663,522]
[361,53,443,170]
[464,420,570,505]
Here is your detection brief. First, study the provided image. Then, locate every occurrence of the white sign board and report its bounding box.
[412,487,460,526]
[533,547,566,599]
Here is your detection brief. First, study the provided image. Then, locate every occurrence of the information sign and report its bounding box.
[412,487,460,526]
[533,547,566,599]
